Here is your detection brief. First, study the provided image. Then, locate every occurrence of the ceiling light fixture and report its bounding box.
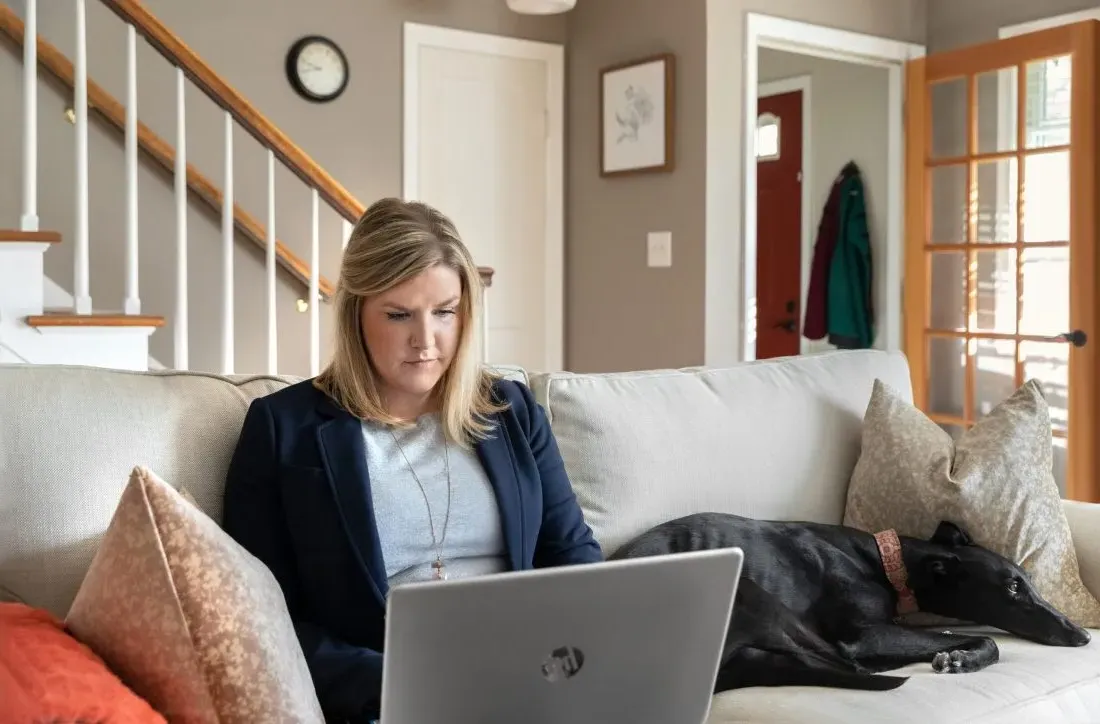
[506,0,576,14]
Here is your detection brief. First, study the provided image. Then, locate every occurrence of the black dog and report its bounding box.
[609,512,1091,691]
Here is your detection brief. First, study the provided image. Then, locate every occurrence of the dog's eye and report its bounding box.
[1007,579,1020,596]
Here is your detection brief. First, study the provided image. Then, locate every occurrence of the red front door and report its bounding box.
[755,90,804,360]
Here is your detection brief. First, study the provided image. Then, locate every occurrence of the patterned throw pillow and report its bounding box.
[843,379,1100,628]
[65,466,324,723]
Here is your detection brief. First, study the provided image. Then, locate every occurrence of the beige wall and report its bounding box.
[566,0,926,372]
[757,49,890,354]
[0,0,566,376]
[564,0,707,372]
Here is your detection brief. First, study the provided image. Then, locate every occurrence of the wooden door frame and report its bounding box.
[402,22,565,373]
[731,12,925,362]
[758,75,813,355]
[904,22,1100,502]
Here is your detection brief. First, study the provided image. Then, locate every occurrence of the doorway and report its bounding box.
[403,23,565,373]
[904,21,1100,502]
[756,50,895,359]
[737,14,925,363]
[755,83,805,359]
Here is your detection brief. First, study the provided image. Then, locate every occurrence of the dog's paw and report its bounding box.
[932,650,981,674]
[932,650,963,673]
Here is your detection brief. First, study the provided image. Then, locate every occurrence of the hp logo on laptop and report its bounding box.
[540,646,585,682]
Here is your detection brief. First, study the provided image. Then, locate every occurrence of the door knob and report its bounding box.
[774,319,797,333]
[1060,329,1087,348]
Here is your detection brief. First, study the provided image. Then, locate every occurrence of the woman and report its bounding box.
[221,198,602,723]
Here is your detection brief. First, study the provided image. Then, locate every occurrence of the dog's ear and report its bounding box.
[930,521,973,548]
[922,554,962,584]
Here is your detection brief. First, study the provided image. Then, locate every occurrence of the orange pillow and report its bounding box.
[0,602,165,722]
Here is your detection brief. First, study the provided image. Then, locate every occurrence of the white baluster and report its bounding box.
[266,150,277,375]
[73,0,91,314]
[342,218,353,251]
[222,112,234,374]
[20,0,38,231]
[310,188,320,376]
[174,68,188,370]
[123,24,140,315]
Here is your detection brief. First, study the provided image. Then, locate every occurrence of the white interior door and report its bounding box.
[405,25,564,374]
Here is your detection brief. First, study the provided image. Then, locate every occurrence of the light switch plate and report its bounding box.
[647,231,672,268]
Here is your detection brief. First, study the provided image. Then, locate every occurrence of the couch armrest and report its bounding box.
[1063,499,1100,601]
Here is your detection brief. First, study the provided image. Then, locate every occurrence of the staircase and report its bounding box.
[0,0,493,374]
[0,227,164,369]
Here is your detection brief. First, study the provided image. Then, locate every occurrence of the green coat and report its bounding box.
[826,173,875,349]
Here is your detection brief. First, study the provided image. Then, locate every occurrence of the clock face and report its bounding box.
[287,36,348,102]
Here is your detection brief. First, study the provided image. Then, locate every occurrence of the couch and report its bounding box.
[2,349,1098,722]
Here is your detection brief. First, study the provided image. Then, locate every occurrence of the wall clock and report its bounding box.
[286,35,349,103]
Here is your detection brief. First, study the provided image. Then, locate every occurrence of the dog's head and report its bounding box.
[909,521,1091,647]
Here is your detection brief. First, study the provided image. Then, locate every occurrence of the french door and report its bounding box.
[904,21,1100,502]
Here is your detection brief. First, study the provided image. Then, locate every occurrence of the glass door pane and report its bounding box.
[906,22,1099,501]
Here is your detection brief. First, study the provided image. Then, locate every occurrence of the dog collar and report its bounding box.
[874,529,919,616]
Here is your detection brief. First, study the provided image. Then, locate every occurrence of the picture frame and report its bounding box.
[599,53,675,177]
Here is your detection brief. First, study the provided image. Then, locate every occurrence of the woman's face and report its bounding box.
[360,265,464,416]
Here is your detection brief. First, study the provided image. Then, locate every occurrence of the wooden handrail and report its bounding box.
[99,0,362,224]
[97,0,493,288]
[1,0,494,294]
[0,4,334,299]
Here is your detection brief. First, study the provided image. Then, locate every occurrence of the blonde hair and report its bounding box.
[313,197,506,446]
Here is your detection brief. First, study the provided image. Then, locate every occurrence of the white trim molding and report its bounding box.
[402,22,565,373]
[999,7,1100,38]
[705,7,925,366]
[758,74,812,355]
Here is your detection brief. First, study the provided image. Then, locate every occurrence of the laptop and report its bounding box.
[380,547,744,724]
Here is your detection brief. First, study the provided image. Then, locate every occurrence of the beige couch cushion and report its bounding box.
[0,364,296,617]
[529,350,912,556]
[706,626,1100,723]
[0,362,528,618]
[1065,500,1100,599]
[66,466,324,723]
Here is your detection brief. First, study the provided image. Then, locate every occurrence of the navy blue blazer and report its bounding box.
[221,376,603,723]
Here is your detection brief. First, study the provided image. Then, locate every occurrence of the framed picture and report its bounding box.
[600,53,675,177]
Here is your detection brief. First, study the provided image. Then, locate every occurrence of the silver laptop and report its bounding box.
[380,547,744,724]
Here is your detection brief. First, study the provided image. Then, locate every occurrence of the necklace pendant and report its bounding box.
[432,559,447,581]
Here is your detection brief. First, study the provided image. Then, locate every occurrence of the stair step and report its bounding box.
[25,311,166,328]
[0,229,63,243]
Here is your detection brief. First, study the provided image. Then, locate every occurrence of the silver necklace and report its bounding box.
[390,424,452,580]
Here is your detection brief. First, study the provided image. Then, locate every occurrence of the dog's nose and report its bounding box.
[1072,627,1092,646]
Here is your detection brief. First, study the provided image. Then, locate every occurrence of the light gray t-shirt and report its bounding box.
[362,413,508,588]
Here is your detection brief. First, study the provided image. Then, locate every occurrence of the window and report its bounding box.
[1026,55,1071,148]
[756,112,780,161]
